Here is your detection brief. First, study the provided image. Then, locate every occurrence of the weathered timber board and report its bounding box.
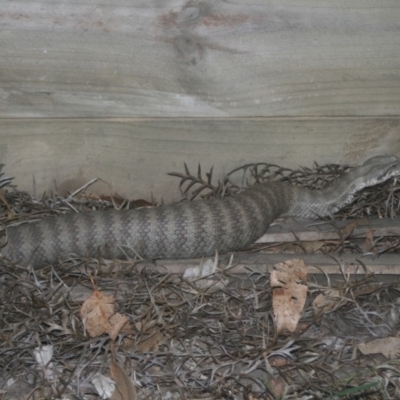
[1,118,399,200]
[257,217,400,244]
[0,0,399,118]
[149,253,400,276]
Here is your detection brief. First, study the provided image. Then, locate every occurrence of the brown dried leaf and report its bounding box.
[313,289,349,321]
[358,337,400,360]
[268,356,289,367]
[109,313,130,341]
[268,376,287,398]
[80,290,116,337]
[80,290,130,339]
[110,356,137,400]
[135,322,165,352]
[353,283,384,297]
[301,241,325,253]
[362,228,375,252]
[270,259,308,334]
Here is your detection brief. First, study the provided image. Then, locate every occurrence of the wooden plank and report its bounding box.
[1,118,399,200]
[148,253,400,276]
[1,0,399,118]
[257,217,400,244]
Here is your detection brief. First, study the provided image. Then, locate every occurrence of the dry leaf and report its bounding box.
[313,289,349,321]
[109,314,130,341]
[80,290,115,337]
[268,376,287,398]
[110,359,137,400]
[33,345,59,380]
[270,259,307,334]
[362,228,376,252]
[269,356,289,367]
[183,257,228,293]
[110,351,137,400]
[0,189,14,219]
[92,373,115,399]
[340,219,366,238]
[358,337,400,359]
[80,290,129,338]
[135,322,165,352]
[353,283,383,297]
[301,241,325,253]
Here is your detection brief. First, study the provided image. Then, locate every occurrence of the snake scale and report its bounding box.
[2,156,400,268]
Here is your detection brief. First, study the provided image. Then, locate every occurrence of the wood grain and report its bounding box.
[257,217,400,244]
[1,118,399,200]
[1,0,399,118]
[150,253,400,276]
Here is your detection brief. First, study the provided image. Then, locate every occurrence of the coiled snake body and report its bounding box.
[3,156,400,268]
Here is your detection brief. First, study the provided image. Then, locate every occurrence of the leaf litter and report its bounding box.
[270,259,308,334]
[0,161,400,399]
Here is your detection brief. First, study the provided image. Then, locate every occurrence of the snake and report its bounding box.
[2,155,400,268]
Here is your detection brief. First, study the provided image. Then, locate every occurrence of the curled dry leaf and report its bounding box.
[358,337,400,360]
[109,313,130,342]
[134,321,165,352]
[80,290,114,337]
[110,360,137,400]
[313,289,349,321]
[270,259,308,334]
[80,290,129,338]
[110,357,137,400]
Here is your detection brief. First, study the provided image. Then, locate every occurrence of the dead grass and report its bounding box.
[1,161,400,399]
